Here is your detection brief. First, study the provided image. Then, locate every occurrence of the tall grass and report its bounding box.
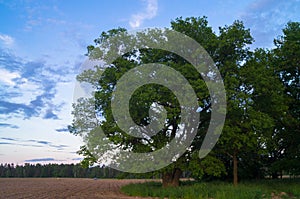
[121,179,300,199]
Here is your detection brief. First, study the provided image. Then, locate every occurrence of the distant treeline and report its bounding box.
[0,163,136,178]
[0,163,191,179]
[1,162,299,180]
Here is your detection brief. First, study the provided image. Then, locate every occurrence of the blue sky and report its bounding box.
[0,0,299,165]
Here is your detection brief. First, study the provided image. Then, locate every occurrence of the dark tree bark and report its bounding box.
[233,151,238,186]
[162,168,182,187]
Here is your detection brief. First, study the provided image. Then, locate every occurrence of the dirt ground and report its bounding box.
[0,178,154,199]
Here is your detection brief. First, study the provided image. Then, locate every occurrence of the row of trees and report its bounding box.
[0,163,192,179]
[0,163,139,178]
[70,16,300,187]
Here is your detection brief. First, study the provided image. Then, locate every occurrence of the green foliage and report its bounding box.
[70,16,300,184]
[269,22,300,177]
[71,17,219,177]
[188,153,227,180]
[77,145,97,168]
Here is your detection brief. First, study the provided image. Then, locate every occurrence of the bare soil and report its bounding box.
[0,178,153,199]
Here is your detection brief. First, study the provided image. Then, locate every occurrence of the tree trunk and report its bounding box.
[162,168,182,187]
[272,172,278,179]
[233,151,238,186]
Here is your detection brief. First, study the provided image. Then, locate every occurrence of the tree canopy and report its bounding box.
[70,17,300,187]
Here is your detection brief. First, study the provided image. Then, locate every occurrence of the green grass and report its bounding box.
[121,179,300,199]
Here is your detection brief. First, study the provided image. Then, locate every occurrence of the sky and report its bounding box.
[0,0,300,165]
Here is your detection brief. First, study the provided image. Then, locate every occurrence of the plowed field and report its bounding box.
[0,178,153,199]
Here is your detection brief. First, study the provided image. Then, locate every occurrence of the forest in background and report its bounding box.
[0,163,187,179]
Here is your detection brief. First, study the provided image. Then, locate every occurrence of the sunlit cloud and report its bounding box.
[0,68,20,86]
[0,33,14,47]
[129,0,158,28]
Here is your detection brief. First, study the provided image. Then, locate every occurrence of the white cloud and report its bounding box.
[0,68,20,86]
[129,0,158,28]
[240,0,300,48]
[10,79,43,105]
[0,33,15,47]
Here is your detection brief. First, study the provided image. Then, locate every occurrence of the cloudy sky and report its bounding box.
[0,0,300,165]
